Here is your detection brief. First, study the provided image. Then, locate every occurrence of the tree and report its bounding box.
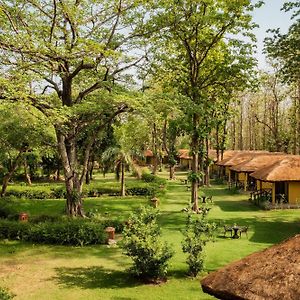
[0,0,149,216]
[0,103,55,196]
[148,0,259,210]
[141,82,183,178]
[264,1,300,153]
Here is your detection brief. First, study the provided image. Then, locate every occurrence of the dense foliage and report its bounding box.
[0,287,14,300]
[182,211,216,277]
[122,206,174,282]
[0,219,108,246]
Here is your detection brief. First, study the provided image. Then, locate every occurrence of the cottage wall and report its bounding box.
[288,182,300,204]
[238,172,246,181]
[256,180,273,190]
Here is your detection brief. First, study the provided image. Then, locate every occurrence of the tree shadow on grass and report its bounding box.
[168,268,188,279]
[214,200,260,212]
[54,266,141,290]
[211,216,300,244]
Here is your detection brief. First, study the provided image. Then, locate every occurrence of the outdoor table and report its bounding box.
[232,225,240,239]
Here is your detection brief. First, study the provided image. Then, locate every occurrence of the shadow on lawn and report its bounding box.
[54,266,140,290]
[213,216,300,244]
[214,200,260,212]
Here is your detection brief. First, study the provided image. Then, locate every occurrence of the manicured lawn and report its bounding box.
[1,172,300,299]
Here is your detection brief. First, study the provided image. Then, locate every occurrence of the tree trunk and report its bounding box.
[216,122,220,161]
[204,135,210,186]
[57,131,85,217]
[120,161,125,197]
[24,158,32,186]
[1,150,24,197]
[239,102,243,150]
[169,165,175,180]
[152,155,158,175]
[85,168,90,185]
[56,158,61,181]
[89,161,94,181]
[191,113,199,211]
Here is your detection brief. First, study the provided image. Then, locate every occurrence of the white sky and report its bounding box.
[251,0,293,70]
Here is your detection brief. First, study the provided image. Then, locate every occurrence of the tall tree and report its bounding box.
[0,103,55,196]
[149,0,258,210]
[0,0,149,216]
[264,1,300,153]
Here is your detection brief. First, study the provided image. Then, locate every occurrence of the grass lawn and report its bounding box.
[1,172,300,299]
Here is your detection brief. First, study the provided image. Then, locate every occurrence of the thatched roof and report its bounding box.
[250,156,300,182]
[216,151,269,167]
[230,153,286,173]
[178,149,220,161]
[144,149,153,157]
[201,234,300,300]
[178,149,191,160]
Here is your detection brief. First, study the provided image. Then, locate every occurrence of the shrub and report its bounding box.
[182,211,216,277]
[5,186,54,199]
[51,187,66,199]
[122,206,174,283]
[0,219,106,246]
[0,220,30,240]
[0,287,14,300]
[0,198,19,220]
[29,214,63,224]
[141,173,166,186]
[5,178,167,200]
[141,173,156,182]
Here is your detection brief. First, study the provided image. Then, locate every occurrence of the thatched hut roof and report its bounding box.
[201,234,300,300]
[250,156,300,182]
[178,149,191,160]
[144,149,153,157]
[178,149,221,161]
[216,151,269,167]
[230,153,286,173]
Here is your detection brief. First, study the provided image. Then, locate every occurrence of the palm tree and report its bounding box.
[101,146,141,196]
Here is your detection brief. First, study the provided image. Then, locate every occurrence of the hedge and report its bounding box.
[5,179,166,200]
[0,218,123,246]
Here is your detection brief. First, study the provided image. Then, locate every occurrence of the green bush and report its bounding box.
[51,187,67,199]
[29,214,63,224]
[141,173,166,185]
[5,186,55,199]
[0,198,19,220]
[0,220,30,240]
[0,287,14,300]
[122,206,174,283]
[141,173,157,182]
[0,219,106,246]
[5,178,167,200]
[182,211,216,277]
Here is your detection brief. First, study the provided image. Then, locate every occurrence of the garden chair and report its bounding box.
[239,226,249,238]
[207,196,213,203]
[223,225,233,237]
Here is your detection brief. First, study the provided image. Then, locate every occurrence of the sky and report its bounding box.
[251,0,293,70]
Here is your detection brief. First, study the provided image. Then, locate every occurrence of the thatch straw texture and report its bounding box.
[250,156,300,182]
[216,151,269,167]
[201,234,300,300]
[230,154,286,173]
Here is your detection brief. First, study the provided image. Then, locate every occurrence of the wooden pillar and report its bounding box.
[272,183,276,204]
[244,173,248,191]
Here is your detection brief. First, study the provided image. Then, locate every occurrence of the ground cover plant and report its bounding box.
[0,172,300,299]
